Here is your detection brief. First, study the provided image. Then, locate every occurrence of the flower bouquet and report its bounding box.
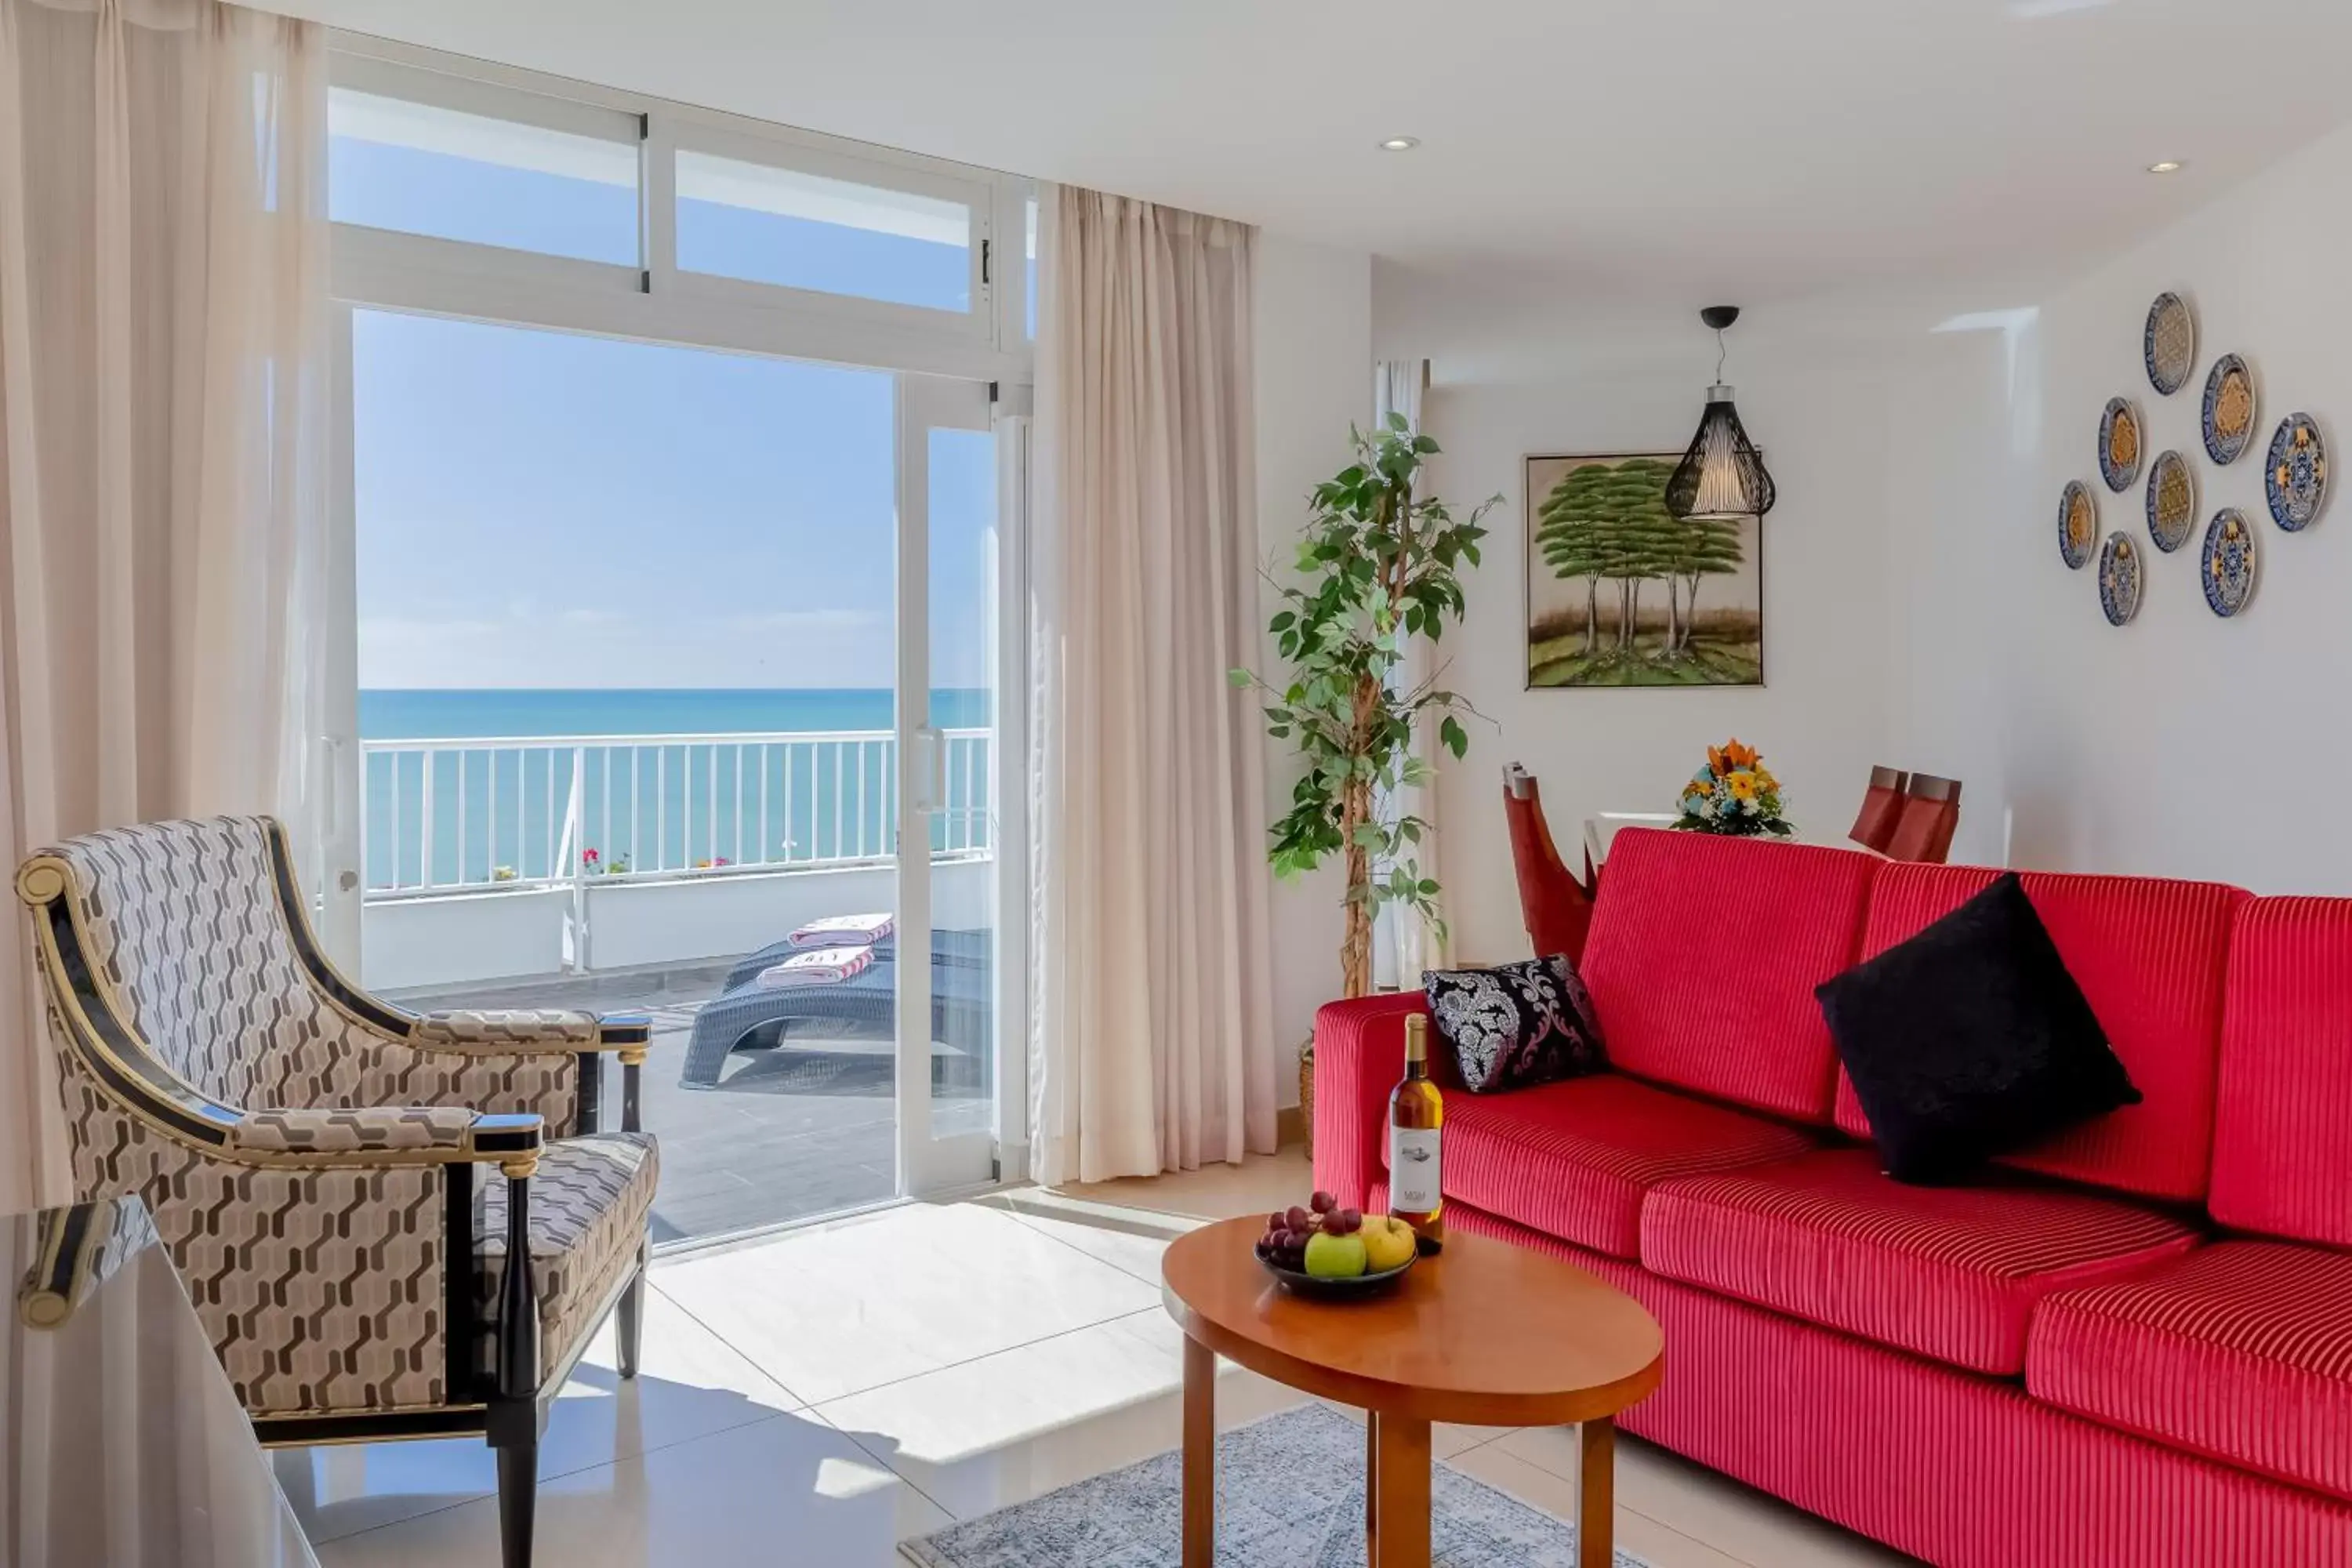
[1674,739,1792,837]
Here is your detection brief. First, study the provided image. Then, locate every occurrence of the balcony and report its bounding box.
[361,727,995,1244]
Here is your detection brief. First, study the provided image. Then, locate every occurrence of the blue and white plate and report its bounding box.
[2264,413,2328,532]
[2204,354,2258,464]
[2099,397,2143,492]
[2059,481,2097,568]
[2144,292,2195,396]
[2097,532,2142,626]
[2201,509,2257,618]
[2145,449,2196,553]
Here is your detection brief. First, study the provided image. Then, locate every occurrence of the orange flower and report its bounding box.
[1708,739,1759,778]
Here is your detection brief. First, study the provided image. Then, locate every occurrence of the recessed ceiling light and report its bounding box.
[1378,136,1420,152]
[2147,160,2185,174]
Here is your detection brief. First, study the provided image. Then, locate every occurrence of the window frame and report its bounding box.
[326,31,1035,385]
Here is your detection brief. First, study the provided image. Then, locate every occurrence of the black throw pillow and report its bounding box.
[1423,955,1607,1094]
[1817,872,2140,1185]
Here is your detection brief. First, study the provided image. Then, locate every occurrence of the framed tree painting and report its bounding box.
[1525,451,1765,688]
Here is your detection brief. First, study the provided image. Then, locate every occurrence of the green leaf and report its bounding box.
[1228,668,1252,688]
[1439,716,1468,757]
[1385,410,1410,433]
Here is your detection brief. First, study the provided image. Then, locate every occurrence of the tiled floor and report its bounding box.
[285,1152,1918,1567]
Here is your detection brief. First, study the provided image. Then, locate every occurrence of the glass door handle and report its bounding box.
[911,724,945,813]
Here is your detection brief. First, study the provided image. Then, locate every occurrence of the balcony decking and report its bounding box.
[387,959,982,1244]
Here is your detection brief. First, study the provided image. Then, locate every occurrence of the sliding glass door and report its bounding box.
[895,375,1001,1195]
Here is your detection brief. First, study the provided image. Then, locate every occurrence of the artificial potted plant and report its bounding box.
[1233,416,1496,1139]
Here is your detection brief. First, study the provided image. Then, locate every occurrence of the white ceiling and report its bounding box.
[276,0,2352,306]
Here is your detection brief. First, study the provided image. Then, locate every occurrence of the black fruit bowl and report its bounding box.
[1256,1248,1417,1300]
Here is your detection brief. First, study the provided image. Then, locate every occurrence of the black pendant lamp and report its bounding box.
[1665,306,1777,521]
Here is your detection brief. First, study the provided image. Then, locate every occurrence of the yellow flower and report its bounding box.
[1726,771,1759,801]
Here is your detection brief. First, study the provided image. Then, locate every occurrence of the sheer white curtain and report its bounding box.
[0,0,330,1209]
[1028,183,1278,1184]
[1372,358,1444,985]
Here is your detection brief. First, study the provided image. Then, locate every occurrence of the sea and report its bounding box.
[360,688,990,889]
[359,687,989,741]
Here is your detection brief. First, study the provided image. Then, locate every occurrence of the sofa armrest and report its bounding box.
[1312,994,1428,1213]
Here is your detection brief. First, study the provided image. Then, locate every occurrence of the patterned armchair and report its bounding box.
[16,815,659,1568]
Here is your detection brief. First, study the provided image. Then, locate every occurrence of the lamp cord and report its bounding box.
[1715,328,1728,383]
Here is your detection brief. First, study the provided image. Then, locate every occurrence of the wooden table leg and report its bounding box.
[1182,1336,1214,1568]
[1371,1411,1431,1568]
[1364,1411,1380,1566]
[1579,1417,1614,1568]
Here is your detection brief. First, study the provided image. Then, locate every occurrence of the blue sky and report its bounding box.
[338,132,995,691]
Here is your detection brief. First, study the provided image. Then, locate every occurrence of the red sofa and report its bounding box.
[1314,827,2352,1567]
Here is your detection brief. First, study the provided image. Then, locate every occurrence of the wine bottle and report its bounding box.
[1388,1014,1444,1238]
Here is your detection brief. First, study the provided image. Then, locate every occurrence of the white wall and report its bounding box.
[1983,121,2352,893]
[1374,274,1902,963]
[363,860,995,990]
[1252,230,1372,1090]
[1370,114,2352,918]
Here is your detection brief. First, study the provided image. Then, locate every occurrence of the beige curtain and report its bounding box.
[1029,184,1278,1185]
[0,0,330,1210]
[1371,358,1444,987]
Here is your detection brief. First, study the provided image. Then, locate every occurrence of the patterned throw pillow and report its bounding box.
[1422,956,1608,1094]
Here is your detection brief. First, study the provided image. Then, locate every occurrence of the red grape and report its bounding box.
[1310,1191,1337,1214]
[1285,1206,1310,1231]
[1335,1208,1362,1233]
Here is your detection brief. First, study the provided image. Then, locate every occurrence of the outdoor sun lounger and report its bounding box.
[678,929,990,1089]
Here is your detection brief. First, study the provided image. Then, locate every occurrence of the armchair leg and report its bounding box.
[497,1436,538,1568]
[618,1249,648,1380]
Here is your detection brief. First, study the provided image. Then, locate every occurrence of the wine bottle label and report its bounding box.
[1389,1127,1442,1213]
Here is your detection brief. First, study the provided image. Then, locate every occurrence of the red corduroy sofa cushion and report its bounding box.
[2210,897,2352,1247]
[1579,829,1874,1123]
[1640,1147,2203,1375]
[2029,1241,2352,1503]
[1833,865,2248,1202]
[1432,1073,1815,1259]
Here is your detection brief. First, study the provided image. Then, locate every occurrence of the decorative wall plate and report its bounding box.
[2058,481,2098,568]
[2098,397,2143,492]
[2144,449,2196,553]
[2098,532,2142,626]
[2264,413,2328,532]
[2203,354,2258,464]
[2201,508,2257,618]
[2144,292,2196,396]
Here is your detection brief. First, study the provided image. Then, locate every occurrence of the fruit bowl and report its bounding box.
[1252,1192,1424,1301]
[1258,1249,1417,1300]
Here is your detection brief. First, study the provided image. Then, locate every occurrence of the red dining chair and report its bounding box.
[1849,765,1911,853]
[1502,763,1596,962]
[1884,773,1963,865]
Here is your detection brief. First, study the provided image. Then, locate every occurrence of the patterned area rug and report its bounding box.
[901,1403,1648,1566]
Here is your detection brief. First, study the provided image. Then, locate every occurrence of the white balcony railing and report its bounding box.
[361,728,990,898]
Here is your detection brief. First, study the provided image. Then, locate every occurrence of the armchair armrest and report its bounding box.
[408,1010,653,1136]
[1312,994,1428,1213]
[412,1009,603,1051]
[225,1105,545,1167]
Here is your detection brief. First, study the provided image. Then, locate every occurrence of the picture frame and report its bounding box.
[1524,450,1766,689]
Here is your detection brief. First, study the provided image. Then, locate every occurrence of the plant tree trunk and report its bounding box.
[1338,672,1381,999]
[1582,576,1599,655]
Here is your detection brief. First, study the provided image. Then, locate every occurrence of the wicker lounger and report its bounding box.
[679,929,990,1089]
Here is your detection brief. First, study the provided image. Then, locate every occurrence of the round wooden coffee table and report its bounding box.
[1161,1216,1663,1568]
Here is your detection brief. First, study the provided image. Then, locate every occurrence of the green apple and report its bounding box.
[1303,1232,1368,1279]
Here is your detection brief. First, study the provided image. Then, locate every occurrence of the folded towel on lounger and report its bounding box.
[788,912,895,948]
[754,946,877,989]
